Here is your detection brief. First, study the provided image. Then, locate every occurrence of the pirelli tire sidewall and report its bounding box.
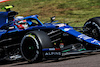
[20,31,52,63]
[83,17,100,39]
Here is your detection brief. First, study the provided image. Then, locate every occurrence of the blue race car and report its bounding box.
[0,5,100,63]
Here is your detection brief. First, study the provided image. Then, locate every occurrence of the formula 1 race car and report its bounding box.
[0,5,100,63]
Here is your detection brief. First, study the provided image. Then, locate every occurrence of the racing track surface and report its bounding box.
[1,52,100,67]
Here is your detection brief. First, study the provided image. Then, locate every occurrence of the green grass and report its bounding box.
[0,0,100,27]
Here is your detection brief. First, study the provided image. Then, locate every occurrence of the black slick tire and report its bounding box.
[20,31,52,63]
[83,17,100,40]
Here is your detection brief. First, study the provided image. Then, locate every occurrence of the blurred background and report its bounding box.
[0,0,100,27]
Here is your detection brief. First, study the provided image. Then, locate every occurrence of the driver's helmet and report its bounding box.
[14,16,28,29]
[17,20,28,29]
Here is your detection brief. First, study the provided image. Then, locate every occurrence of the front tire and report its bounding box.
[83,17,100,40]
[20,31,52,63]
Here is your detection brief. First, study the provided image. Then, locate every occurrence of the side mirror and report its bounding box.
[51,16,55,23]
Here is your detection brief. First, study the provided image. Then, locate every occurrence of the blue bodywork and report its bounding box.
[0,12,8,26]
[0,11,100,47]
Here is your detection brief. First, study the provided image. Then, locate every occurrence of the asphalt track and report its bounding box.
[1,52,100,67]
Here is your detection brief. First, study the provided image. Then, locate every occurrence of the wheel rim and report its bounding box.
[84,22,99,39]
[21,35,39,61]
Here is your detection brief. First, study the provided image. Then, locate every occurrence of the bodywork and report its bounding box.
[0,10,100,61]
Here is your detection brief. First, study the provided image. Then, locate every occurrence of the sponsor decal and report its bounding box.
[91,40,98,43]
[42,48,61,51]
[78,34,92,40]
[64,28,72,31]
[45,52,61,56]
[56,24,66,27]
[91,40,100,45]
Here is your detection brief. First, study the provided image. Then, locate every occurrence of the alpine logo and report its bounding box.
[45,52,61,56]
